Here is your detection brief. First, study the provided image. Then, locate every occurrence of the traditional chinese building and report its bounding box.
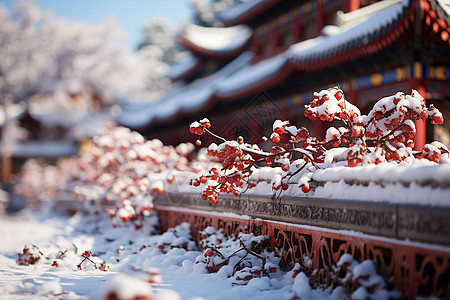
[119,0,450,149]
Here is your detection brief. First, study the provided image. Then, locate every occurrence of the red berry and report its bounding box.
[204,250,214,257]
[196,139,202,146]
[199,176,207,184]
[195,127,204,135]
[335,91,343,100]
[322,94,329,102]
[433,152,441,160]
[348,158,358,168]
[433,116,444,125]
[82,251,92,258]
[297,128,308,138]
[271,134,281,143]
[274,127,284,135]
[352,128,361,137]
[301,183,310,193]
[211,168,219,175]
[374,111,382,119]
[309,113,317,121]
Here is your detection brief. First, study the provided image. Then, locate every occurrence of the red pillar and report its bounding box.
[272,20,279,51]
[316,0,325,34]
[410,78,427,150]
[292,11,301,42]
[250,35,260,57]
[347,0,360,12]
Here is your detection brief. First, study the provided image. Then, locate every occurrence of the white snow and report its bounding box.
[181,23,252,53]
[166,54,200,80]
[0,103,26,126]
[118,51,253,128]
[0,206,346,299]
[216,0,265,24]
[11,140,77,158]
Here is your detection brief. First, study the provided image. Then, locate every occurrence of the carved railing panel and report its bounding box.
[156,193,450,246]
[155,193,450,299]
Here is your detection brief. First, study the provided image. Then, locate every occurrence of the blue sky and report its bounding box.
[0,0,193,52]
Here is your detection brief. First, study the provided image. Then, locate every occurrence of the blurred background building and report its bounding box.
[2,0,450,186]
[119,0,450,151]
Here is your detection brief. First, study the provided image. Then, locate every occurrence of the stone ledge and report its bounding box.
[155,192,450,246]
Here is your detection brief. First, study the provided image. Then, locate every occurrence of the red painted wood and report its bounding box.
[157,207,450,299]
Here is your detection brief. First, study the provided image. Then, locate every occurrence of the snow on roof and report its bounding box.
[336,0,403,29]
[432,0,450,20]
[179,23,252,54]
[119,0,450,129]
[215,51,287,98]
[166,53,201,81]
[288,0,410,64]
[11,140,77,158]
[215,0,266,25]
[0,103,27,126]
[70,109,115,140]
[219,0,410,97]
[117,52,253,128]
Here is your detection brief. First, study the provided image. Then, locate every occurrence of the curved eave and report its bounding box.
[177,35,250,60]
[167,59,203,82]
[423,0,450,44]
[217,0,281,27]
[122,0,450,131]
[215,1,415,102]
[289,6,415,72]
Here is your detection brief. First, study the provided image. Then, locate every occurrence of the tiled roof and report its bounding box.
[118,0,450,130]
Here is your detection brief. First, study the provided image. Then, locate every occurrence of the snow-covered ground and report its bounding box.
[0,205,341,300]
[0,203,398,300]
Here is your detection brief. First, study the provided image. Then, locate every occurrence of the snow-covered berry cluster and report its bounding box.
[154,222,196,253]
[189,118,211,146]
[193,226,279,284]
[77,250,110,271]
[13,159,62,206]
[17,244,43,265]
[329,254,392,299]
[190,87,449,201]
[69,125,195,227]
[189,123,258,204]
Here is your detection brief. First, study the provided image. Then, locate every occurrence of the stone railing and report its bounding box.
[155,192,450,246]
[155,192,450,299]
